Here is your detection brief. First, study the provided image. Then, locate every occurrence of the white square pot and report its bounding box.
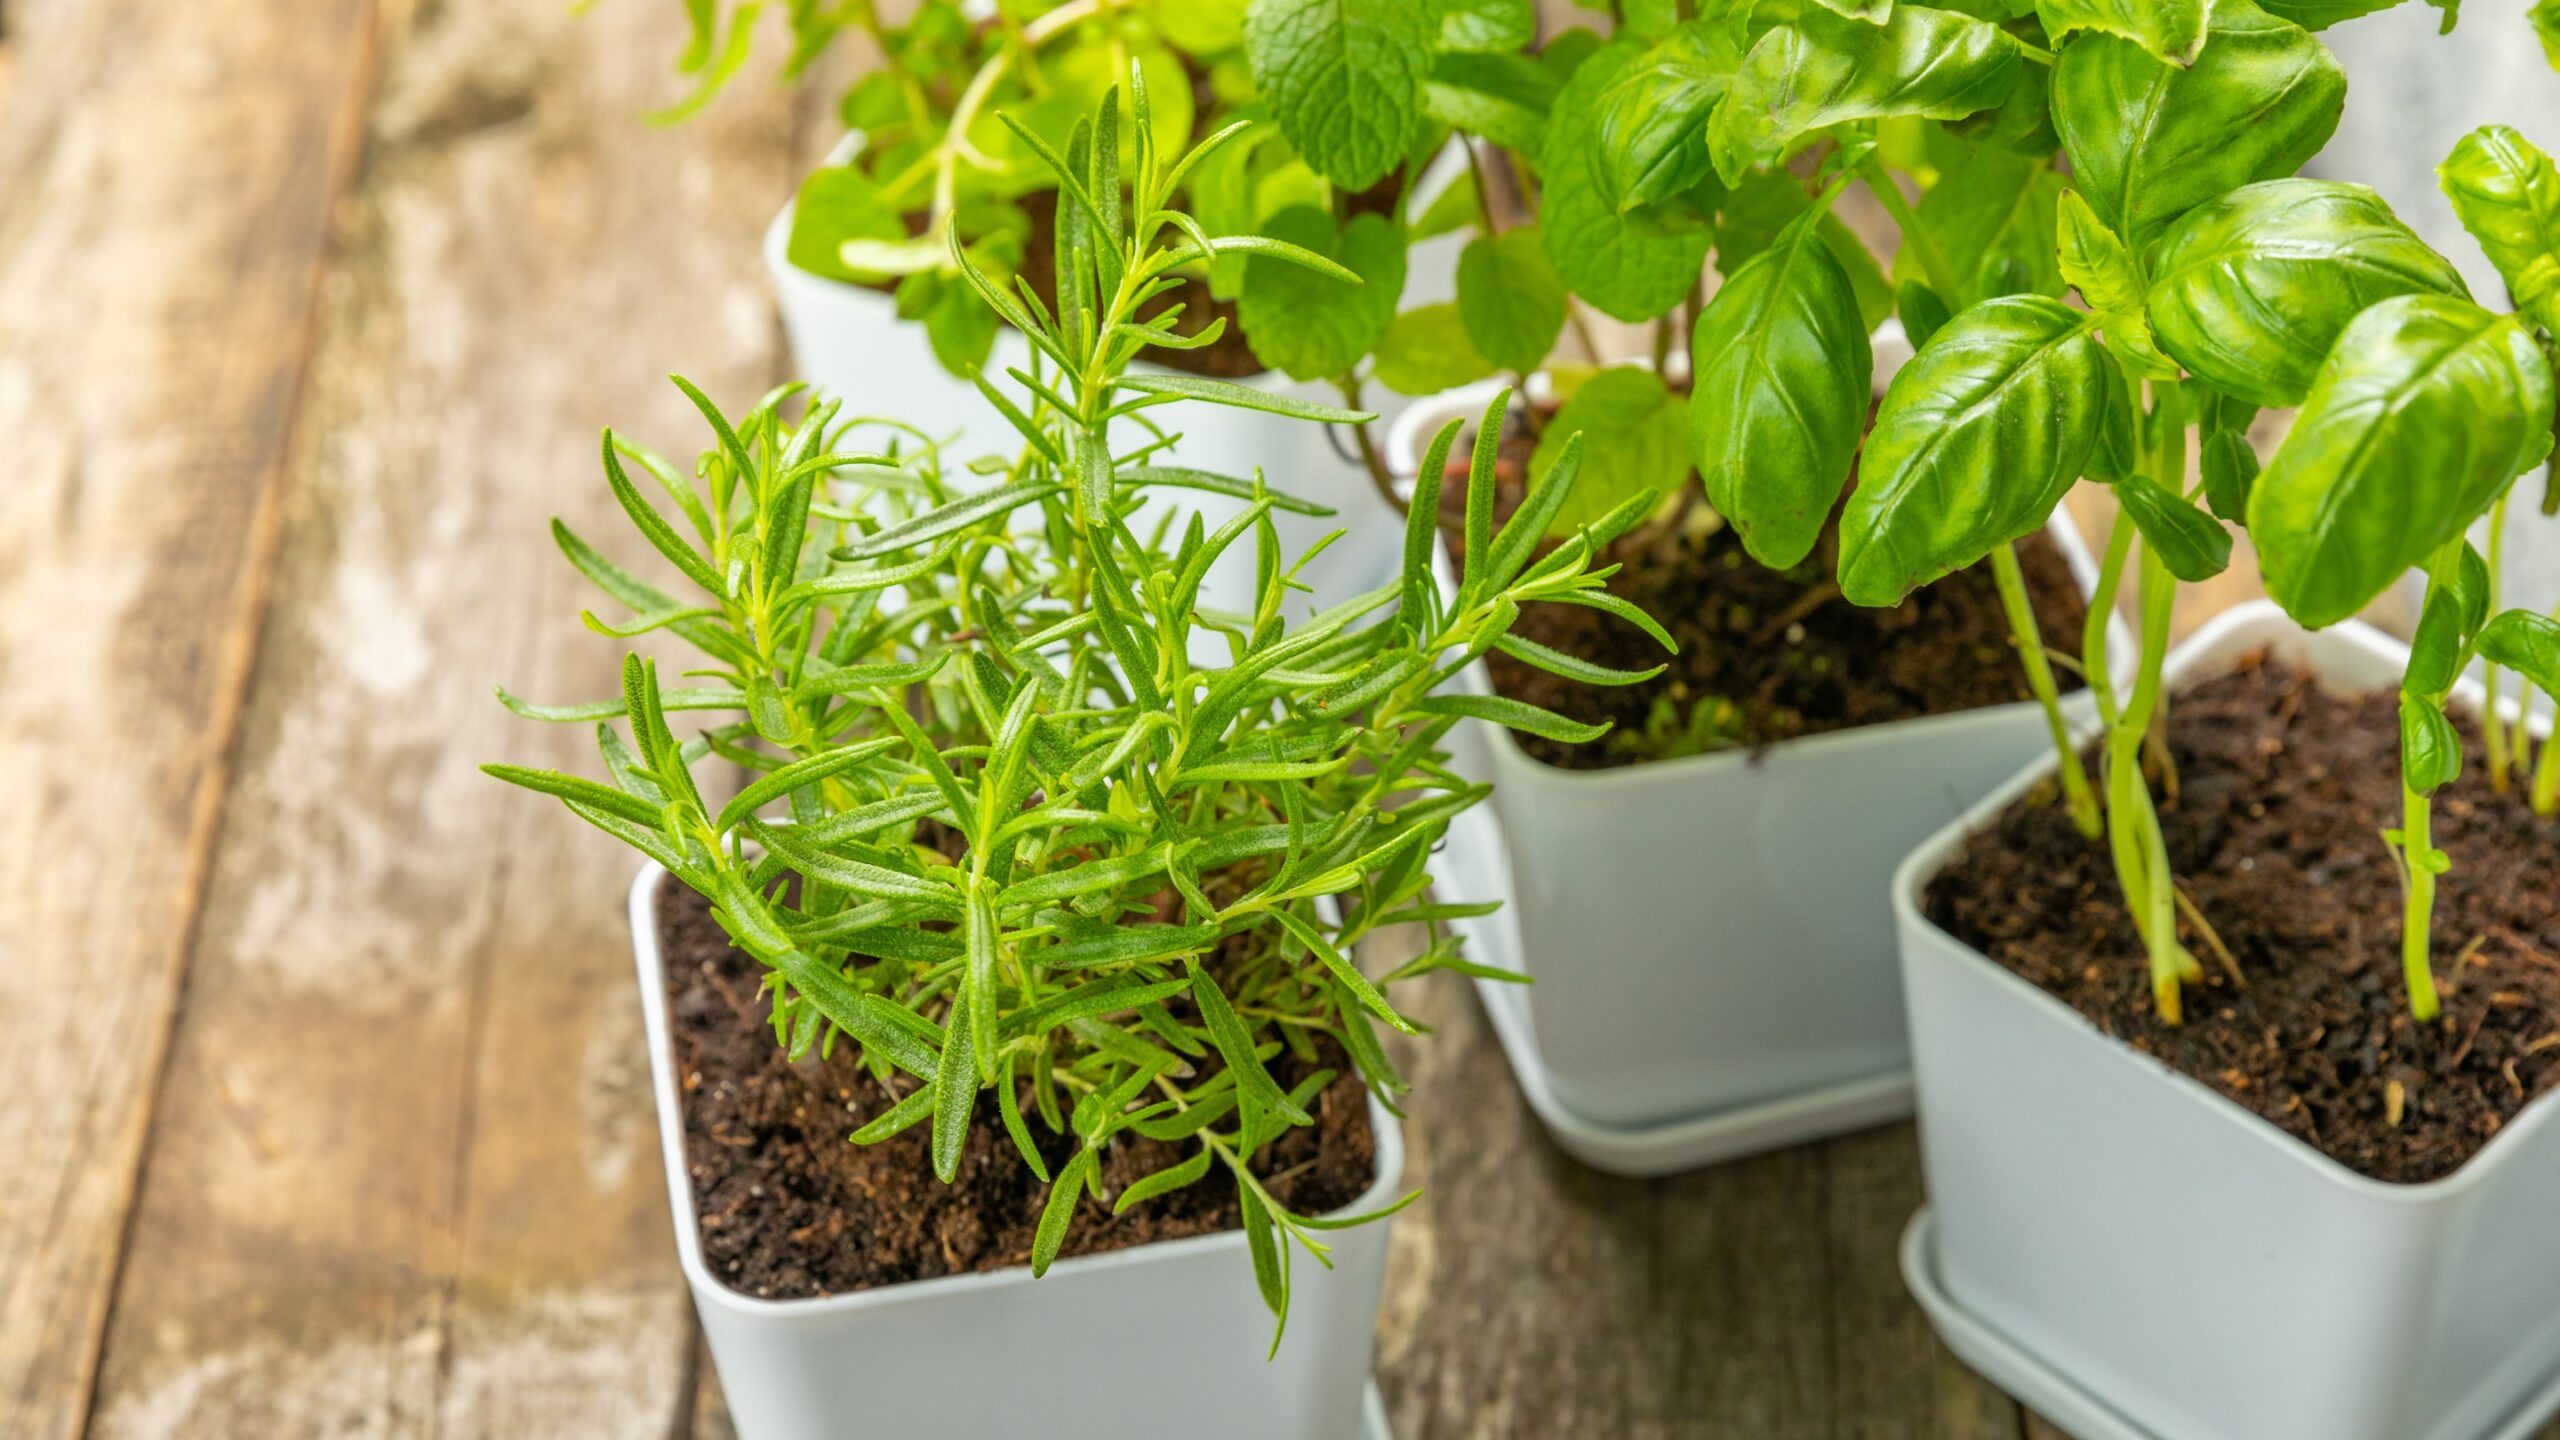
[764,133,1469,620]
[1895,601,2560,1440]
[630,865,1402,1440]
[1385,369,2125,1153]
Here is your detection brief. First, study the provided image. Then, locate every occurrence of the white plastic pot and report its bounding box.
[1896,601,2560,1440]
[630,865,1401,1440]
[765,133,1467,621]
[1386,356,2125,1169]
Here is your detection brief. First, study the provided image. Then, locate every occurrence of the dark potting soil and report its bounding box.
[1434,406,2091,769]
[655,880,1378,1300]
[1926,654,2560,1184]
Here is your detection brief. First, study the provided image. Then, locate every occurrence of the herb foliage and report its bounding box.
[490,82,1656,1334]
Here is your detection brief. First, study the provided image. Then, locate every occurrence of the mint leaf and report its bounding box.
[1427,51,1556,158]
[1457,228,1567,373]
[1238,206,1408,381]
[787,167,907,284]
[1245,0,1436,189]
[1375,304,1498,395]
[1532,367,1689,536]
[1538,41,1712,322]
[1441,0,1536,50]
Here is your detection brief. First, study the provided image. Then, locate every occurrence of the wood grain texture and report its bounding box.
[1368,934,2024,1440]
[77,1,821,1433]
[0,1,380,1433]
[7,0,2545,1434]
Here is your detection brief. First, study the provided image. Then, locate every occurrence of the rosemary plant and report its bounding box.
[487,83,1663,1337]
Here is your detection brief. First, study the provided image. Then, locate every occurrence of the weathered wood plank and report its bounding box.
[0,1,379,1433]
[1825,1127,2021,1440]
[1368,920,2031,1440]
[81,2,821,1433]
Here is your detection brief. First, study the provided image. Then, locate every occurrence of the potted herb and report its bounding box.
[487,89,1634,1440]
[1883,29,2560,1427]
[678,0,1550,615]
[1382,6,2128,1171]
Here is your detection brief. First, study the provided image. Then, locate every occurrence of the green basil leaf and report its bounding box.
[1458,227,1569,373]
[1237,206,1407,382]
[2407,544,2491,696]
[2082,359,2140,484]
[2438,125,2560,338]
[2115,472,2234,581]
[1374,304,1498,396]
[1897,279,1952,345]
[2147,178,2468,408]
[2053,0,2345,249]
[1709,6,2021,185]
[2535,0,2560,66]
[1244,0,1436,189]
[2250,294,2557,627]
[2478,608,2560,699]
[2057,188,2175,377]
[2251,0,2403,26]
[1690,212,1873,568]
[1540,40,1714,322]
[1714,170,1896,329]
[2400,693,2462,795]
[1893,144,2066,309]
[2035,0,2205,63]
[1531,367,1690,537]
[1839,296,2108,606]
[1598,23,1742,212]
[2199,427,2261,523]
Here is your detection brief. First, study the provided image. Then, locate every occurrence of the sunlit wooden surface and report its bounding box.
[0,2,2507,1437]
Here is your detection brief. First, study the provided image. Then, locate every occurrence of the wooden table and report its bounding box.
[0,3,2535,1437]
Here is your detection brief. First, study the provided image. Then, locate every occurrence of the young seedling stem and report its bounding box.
[1992,540,2102,837]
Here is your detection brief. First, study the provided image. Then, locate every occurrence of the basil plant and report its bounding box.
[1801,3,2560,1025]
[658,0,1564,513]
[1557,0,2560,1023]
[488,85,1658,1336]
[1452,1,2102,779]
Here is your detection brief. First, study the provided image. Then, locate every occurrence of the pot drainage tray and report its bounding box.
[1900,1208,2560,1440]
[1436,810,1912,1178]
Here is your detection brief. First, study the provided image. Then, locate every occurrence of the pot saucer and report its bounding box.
[1435,809,1912,1178]
[1900,1208,2560,1440]
[1364,1382,1392,1438]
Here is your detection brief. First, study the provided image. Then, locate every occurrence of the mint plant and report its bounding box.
[487,83,1655,1335]
[1458,3,2088,768]
[655,0,1565,512]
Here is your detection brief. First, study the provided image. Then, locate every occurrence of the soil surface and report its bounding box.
[1926,655,2560,1183]
[1436,405,2091,769]
[657,880,1378,1300]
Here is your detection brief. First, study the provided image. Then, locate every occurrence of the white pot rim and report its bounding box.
[630,861,1409,1321]
[1893,596,2560,1206]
